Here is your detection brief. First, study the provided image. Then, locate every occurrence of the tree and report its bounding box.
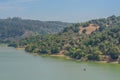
[51,47,59,54]
[39,48,49,54]
[82,29,87,34]
[108,47,119,60]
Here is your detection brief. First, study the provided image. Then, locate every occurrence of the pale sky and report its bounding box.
[0,0,120,22]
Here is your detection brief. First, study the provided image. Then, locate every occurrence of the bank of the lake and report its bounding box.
[33,52,120,64]
[13,45,120,64]
[13,46,120,64]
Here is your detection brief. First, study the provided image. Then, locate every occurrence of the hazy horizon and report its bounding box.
[0,0,120,22]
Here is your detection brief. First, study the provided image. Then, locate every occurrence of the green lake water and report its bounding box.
[0,46,120,80]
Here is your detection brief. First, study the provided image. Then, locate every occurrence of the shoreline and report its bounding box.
[36,53,120,64]
[9,46,119,64]
[16,47,25,50]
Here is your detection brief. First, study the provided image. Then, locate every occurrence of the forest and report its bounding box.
[0,17,71,40]
[8,15,120,62]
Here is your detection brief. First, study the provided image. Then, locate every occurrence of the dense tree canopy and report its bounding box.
[0,17,71,40]
[8,15,120,61]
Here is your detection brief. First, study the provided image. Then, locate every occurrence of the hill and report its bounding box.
[0,17,71,40]
[9,15,120,62]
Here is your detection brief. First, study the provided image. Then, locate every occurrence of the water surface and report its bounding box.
[0,46,120,80]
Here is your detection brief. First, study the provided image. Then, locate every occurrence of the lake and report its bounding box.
[0,46,120,80]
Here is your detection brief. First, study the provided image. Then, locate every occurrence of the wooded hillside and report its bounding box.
[0,17,71,40]
[9,15,120,62]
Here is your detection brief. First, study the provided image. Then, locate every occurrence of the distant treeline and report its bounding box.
[0,17,71,40]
